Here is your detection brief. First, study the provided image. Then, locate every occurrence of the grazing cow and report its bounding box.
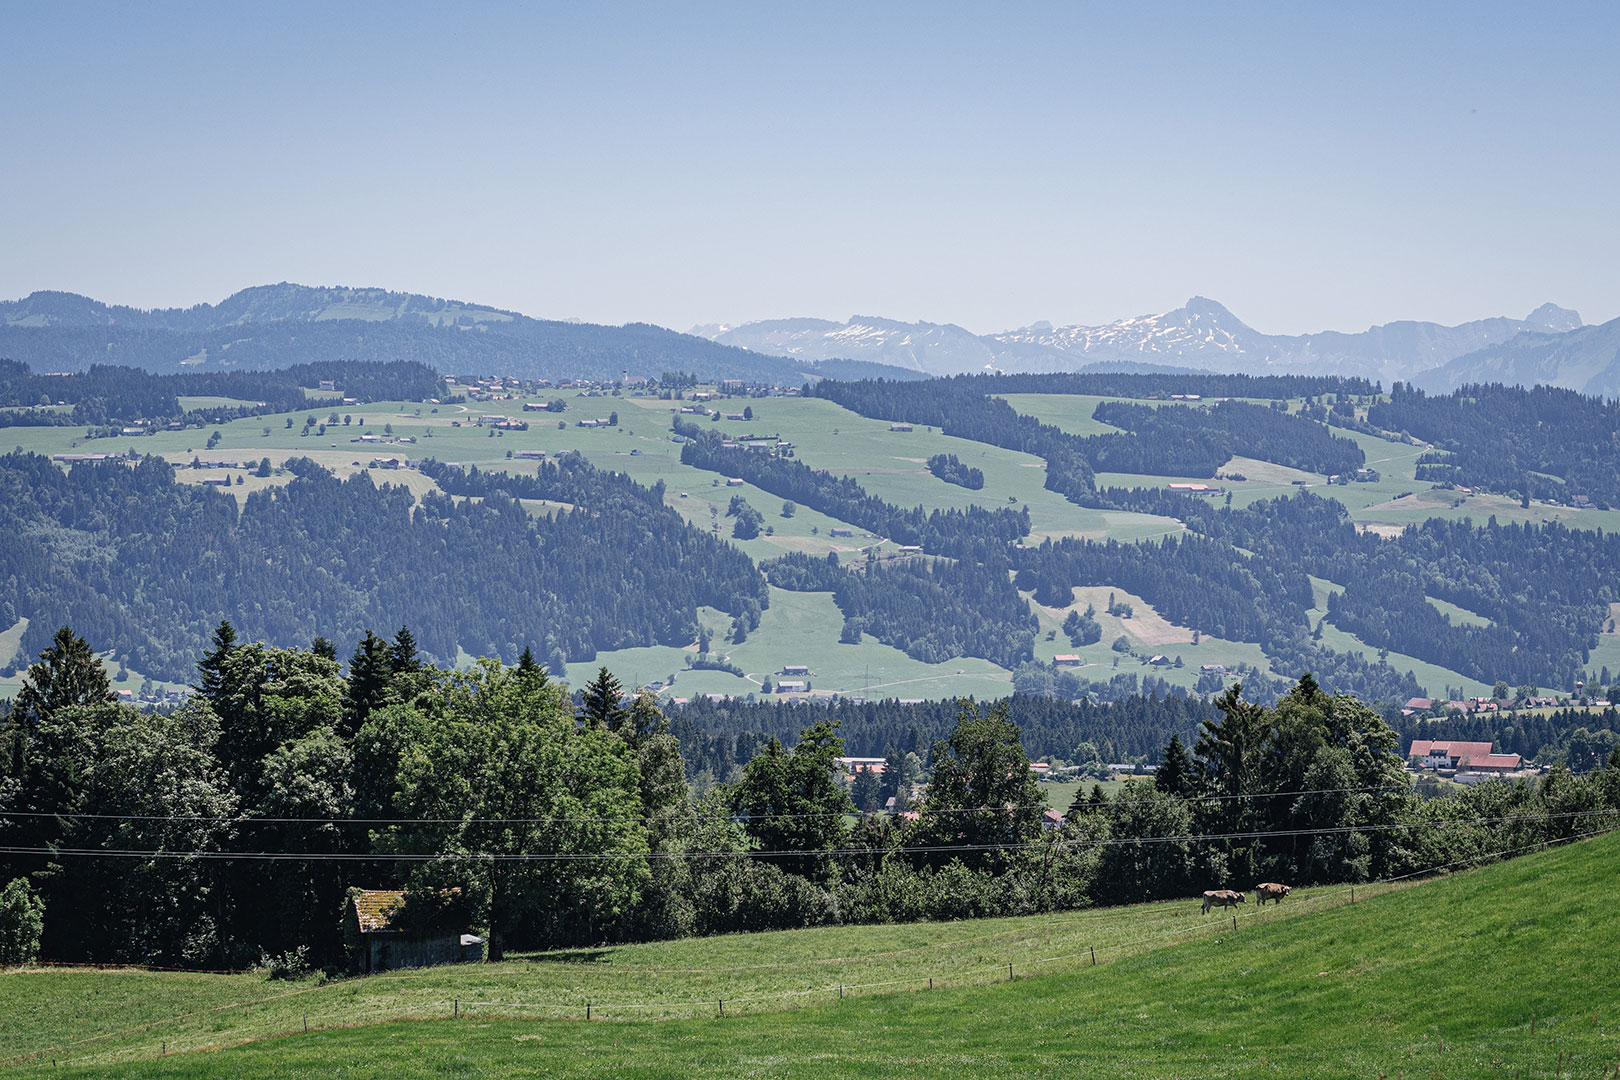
[1201,889,1246,915]
[1255,882,1292,906]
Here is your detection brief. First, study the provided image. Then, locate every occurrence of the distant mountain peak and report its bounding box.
[1525,302,1582,333]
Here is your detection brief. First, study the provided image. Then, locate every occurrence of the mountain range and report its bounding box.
[694,298,1610,391]
[4,284,1616,393]
[0,285,925,385]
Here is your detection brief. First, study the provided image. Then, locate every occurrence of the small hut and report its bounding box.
[345,888,484,973]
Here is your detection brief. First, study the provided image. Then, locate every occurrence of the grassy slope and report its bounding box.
[9,830,1617,1077]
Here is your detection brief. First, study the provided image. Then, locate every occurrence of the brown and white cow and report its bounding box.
[1255,882,1292,906]
[1200,889,1246,914]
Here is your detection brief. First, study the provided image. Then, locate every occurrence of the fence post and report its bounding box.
[1232,914,1237,932]
[839,985,844,1000]
[1091,946,1096,966]
[454,999,458,1019]
[1351,886,1355,904]
[929,977,933,991]
[304,1012,309,1034]
[718,999,724,1017]
[586,1002,591,1022]
[1009,963,1014,982]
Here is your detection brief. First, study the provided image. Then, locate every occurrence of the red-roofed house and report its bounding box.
[1408,740,1522,773]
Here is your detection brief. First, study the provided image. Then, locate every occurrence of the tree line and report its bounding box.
[0,358,443,428]
[4,634,1614,970]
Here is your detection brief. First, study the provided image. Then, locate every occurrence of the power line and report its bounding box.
[0,784,1406,827]
[1,809,1612,862]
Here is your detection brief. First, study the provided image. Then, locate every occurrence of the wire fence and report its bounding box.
[10,824,1612,1068]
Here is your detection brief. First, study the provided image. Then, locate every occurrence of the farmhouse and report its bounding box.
[835,756,886,775]
[889,423,913,432]
[725,477,745,487]
[345,889,484,974]
[829,527,854,537]
[777,680,807,693]
[1053,654,1082,668]
[1167,483,1220,494]
[1408,740,1523,773]
[513,449,547,459]
[781,664,811,676]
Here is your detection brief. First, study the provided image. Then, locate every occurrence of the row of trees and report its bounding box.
[0,358,443,429]
[3,631,1617,969]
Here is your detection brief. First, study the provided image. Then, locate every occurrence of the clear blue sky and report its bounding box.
[4,0,1617,335]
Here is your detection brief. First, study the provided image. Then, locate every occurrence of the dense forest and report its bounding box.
[2,633,1613,971]
[925,452,985,490]
[1368,382,1620,508]
[0,451,765,681]
[0,359,444,428]
[671,690,1219,769]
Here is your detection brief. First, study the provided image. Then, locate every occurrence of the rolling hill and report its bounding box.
[5,828,1615,1077]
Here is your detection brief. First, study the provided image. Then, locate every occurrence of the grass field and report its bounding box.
[5,829,1614,1076]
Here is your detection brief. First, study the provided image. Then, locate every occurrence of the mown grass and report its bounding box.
[7,830,1616,1077]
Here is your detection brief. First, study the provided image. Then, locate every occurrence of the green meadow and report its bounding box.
[5,829,1615,1077]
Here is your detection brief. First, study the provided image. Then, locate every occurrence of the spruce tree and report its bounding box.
[14,626,114,727]
[1155,732,1195,797]
[344,631,392,733]
[195,620,237,701]
[580,667,627,730]
[389,625,421,674]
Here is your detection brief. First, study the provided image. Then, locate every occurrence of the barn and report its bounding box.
[345,888,484,973]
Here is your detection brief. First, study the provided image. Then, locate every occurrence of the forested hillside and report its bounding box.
[1370,382,1620,508]
[0,452,765,681]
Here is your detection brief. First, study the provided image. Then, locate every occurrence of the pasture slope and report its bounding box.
[5,830,1618,1078]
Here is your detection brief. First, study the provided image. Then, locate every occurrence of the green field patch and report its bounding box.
[1425,595,1492,628]
[1306,576,1489,698]
[695,396,1183,549]
[176,395,263,411]
[1025,584,1274,692]
[0,615,28,668]
[567,588,1013,702]
[993,392,1127,437]
[10,832,1617,1076]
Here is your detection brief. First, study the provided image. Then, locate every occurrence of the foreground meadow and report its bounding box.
[5,830,1617,1077]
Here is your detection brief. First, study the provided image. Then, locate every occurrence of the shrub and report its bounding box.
[0,878,44,965]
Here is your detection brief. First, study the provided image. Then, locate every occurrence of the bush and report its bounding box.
[0,878,44,965]
[260,945,312,980]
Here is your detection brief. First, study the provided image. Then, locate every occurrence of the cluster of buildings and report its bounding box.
[1406,739,1527,784]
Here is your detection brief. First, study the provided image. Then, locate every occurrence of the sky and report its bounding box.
[3,1,1618,336]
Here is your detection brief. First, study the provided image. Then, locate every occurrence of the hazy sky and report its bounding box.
[4,1,1618,335]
